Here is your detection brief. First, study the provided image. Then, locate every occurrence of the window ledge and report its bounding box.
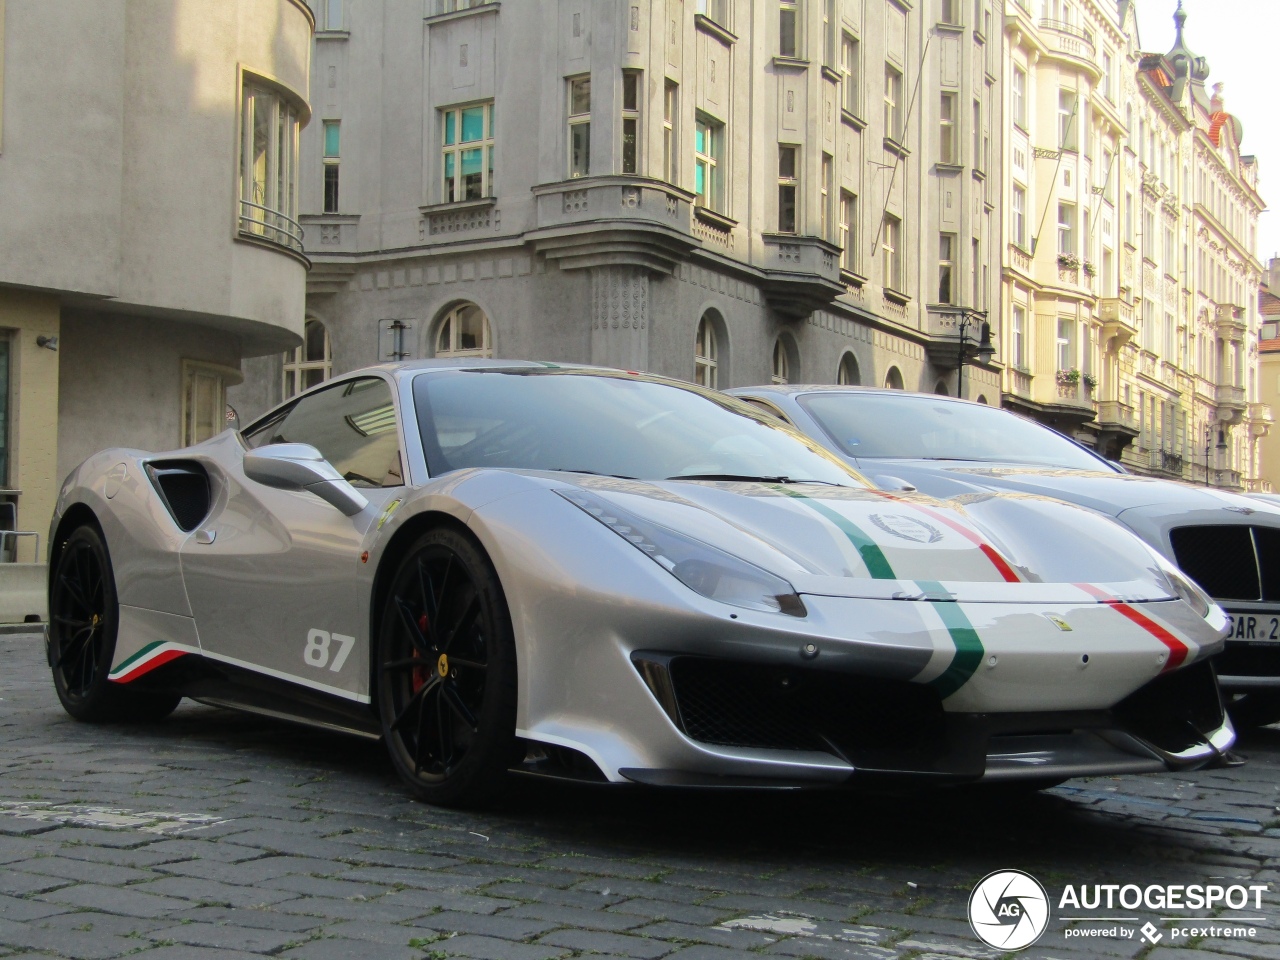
[884,137,910,159]
[300,213,361,223]
[1013,122,1029,136]
[694,206,738,232]
[424,2,499,26]
[820,64,842,84]
[315,29,350,40]
[418,196,497,216]
[694,14,737,44]
[772,56,810,70]
[841,108,866,131]
[841,268,867,288]
[935,21,965,33]
[936,161,964,173]
[972,168,987,182]
[884,287,911,305]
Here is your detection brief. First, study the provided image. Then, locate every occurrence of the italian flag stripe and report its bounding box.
[109,642,190,683]
[918,579,986,698]
[874,491,1022,583]
[1074,582,1190,672]
[773,487,896,579]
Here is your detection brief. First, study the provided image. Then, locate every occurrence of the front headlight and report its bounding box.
[556,487,806,616]
[1151,552,1214,620]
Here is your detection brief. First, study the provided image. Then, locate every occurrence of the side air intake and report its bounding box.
[146,461,211,532]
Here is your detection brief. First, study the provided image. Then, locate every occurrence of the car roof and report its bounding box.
[728,384,989,406]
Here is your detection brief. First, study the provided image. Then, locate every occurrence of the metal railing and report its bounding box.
[1038,18,1089,41]
[0,531,40,564]
[238,200,305,253]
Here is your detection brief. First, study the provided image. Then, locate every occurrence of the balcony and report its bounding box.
[1216,383,1247,425]
[527,176,698,273]
[1245,477,1275,494]
[1216,304,1248,342]
[1008,368,1033,400]
[1248,402,1274,439]
[1150,449,1185,479]
[1037,18,1094,69]
[1098,298,1137,350]
[238,200,306,260]
[759,233,846,318]
[1096,400,1138,435]
[1055,379,1096,410]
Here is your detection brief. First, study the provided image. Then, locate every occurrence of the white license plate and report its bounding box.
[1226,612,1280,641]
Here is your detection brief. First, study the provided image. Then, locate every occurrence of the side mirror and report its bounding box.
[243,443,369,516]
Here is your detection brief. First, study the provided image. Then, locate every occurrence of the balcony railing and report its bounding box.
[239,200,305,254]
[1245,477,1275,494]
[1096,400,1137,432]
[1056,380,1095,407]
[1216,384,1247,408]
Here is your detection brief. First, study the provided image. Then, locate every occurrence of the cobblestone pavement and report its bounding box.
[3,633,1280,960]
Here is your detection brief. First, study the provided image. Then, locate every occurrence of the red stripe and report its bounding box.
[875,492,1022,583]
[1075,582,1188,672]
[111,648,187,684]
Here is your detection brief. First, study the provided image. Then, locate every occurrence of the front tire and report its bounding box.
[376,527,517,806]
[48,524,180,723]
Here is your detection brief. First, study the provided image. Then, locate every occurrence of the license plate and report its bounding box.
[1226,612,1280,641]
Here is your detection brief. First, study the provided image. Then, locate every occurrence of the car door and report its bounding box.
[179,376,406,702]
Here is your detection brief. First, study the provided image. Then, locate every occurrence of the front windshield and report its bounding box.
[413,370,864,485]
[798,392,1112,470]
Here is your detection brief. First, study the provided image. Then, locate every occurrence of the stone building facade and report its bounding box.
[233,0,1006,423]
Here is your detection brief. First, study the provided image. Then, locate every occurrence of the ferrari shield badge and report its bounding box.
[869,513,943,544]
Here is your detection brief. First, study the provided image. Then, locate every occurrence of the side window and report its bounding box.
[247,378,404,488]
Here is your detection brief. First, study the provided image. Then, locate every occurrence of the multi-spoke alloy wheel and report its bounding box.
[377,527,517,806]
[48,524,180,723]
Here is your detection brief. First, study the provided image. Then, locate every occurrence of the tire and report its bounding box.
[1227,693,1280,729]
[47,524,181,723]
[376,526,517,806]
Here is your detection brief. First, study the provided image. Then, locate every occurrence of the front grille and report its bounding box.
[1112,660,1225,754]
[1215,645,1280,678]
[666,657,946,767]
[1168,525,1280,602]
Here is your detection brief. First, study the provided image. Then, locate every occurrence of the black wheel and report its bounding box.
[48,525,181,723]
[1228,693,1280,729]
[376,527,517,806]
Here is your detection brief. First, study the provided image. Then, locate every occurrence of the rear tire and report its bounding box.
[1227,693,1280,729]
[376,527,517,807]
[48,524,181,723]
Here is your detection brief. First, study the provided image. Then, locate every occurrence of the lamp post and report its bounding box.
[957,310,995,400]
[1203,424,1212,486]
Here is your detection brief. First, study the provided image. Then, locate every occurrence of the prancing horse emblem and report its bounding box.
[869,514,943,544]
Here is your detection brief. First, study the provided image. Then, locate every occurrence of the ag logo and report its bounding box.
[869,513,943,543]
[968,869,1049,951]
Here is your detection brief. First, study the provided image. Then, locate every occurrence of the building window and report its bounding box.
[884,366,905,390]
[695,314,718,388]
[939,93,957,164]
[1124,191,1133,244]
[940,0,959,24]
[1163,225,1175,271]
[663,81,678,183]
[779,0,800,58]
[283,318,332,399]
[322,120,340,214]
[1011,304,1025,368]
[321,0,343,29]
[568,76,591,177]
[1102,50,1113,101]
[435,303,492,358]
[1057,202,1075,256]
[1058,89,1077,151]
[820,153,834,240]
[0,339,8,486]
[938,233,955,304]
[882,214,902,291]
[622,71,641,174]
[1056,319,1074,371]
[884,64,903,141]
[822,0,836,66]
[841,35,860,116]
[442,102,495,202]
[972,97,982,171]
[434,0,486,11]
[839,190,856,272]
[695,116,724,211]
[772,338,790,384]
[697,0,729,26]
[837,352,860,385]
[182,361,237,447]
[778,145,798,233]
[972,237,981,307]
[1012,66,1026,128]
[1012,184,1026,247]
[239,78,302,253]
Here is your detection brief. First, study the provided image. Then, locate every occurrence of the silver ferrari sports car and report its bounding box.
[728,384,1280,727]
[49,361,1235,805]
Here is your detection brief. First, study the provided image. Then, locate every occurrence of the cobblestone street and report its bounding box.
[2,633,1279,960]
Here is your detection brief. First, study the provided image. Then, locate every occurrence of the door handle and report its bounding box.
[194,529,216,544]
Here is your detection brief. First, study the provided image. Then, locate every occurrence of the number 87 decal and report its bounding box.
[304,629,356,673]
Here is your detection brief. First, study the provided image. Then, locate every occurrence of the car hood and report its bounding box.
[549,474,1178,604]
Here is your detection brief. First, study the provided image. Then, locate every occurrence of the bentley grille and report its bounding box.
[1169,524,1280,603]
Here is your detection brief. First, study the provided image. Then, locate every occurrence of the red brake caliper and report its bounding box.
[411,613,430,693]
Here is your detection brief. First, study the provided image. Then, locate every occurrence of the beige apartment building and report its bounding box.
[1000,0,1269,490]
[233,0,1007,423]
[0,0,314,541]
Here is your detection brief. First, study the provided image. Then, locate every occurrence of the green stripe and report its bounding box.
[774,486,895,579]
[918,580,985,698]
[110,640,164,676]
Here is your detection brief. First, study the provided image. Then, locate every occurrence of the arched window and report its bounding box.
[934,380,949,396]
[836,352,860,385]
[282,318,331,399]
[884,366,904,390]
[771,337,792,384]
[976,394,989,405]
[435,303,492,358]
[695,314,719,387]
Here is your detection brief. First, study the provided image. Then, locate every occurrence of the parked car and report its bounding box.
[48,363,1234,804]
[729,384,1280,726]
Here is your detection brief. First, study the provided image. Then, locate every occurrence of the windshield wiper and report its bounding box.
[665,474,840,485]
[549,468,638,479]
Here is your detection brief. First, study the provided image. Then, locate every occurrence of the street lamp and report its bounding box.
[957,310,995,400]
[1204,424,1211,486]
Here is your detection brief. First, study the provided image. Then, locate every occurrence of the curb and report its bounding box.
[0,623,45,636]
